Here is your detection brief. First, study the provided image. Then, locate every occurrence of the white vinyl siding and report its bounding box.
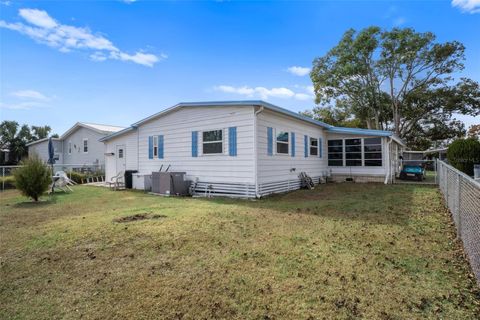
[104,130,139,181]
[62,127,107,166]
[28,140,63,164]
[137,106,255,184]
[257,109,327,185]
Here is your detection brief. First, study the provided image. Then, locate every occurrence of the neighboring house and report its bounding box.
[27,137,63,164]
[27,122,125,169]
[0,148,11,165]
[101,101,405,198]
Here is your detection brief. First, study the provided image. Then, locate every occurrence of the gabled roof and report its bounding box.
[99,127,136,142]
[131,100,333,128]
[60,122,125,139]
[26,137,61,147]
[101,100,332,142]
[27,122,125,147]
[99,100,406,147]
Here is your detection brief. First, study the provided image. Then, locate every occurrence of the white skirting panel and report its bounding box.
[193,177,323,198]
[257,176,322,197]
[193,181,256,198]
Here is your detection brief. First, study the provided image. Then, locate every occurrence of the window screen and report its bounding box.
[328,139,343,166]
[364,138,382,166]
[203,130,223,154]
[276,131,289,154]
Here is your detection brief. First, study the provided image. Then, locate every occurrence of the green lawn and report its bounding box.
[1,184,479,319]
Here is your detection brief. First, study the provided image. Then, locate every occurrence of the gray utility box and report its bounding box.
[151,172,190,196]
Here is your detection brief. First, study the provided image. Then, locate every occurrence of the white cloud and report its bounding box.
[452,0,480,13]
[0,101,47,110]
[122,0,137,3]
[11,90,50,101]
[2,89,53,110]
[294,93,312,101]
[287,66,311,76]
[19,8,58,29]
[215,85,255,96]
[214,85,314,101]
[0,8,165,67]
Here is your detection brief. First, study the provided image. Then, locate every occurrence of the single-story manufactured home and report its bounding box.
[100,101,405,198]
[27,122,125,170]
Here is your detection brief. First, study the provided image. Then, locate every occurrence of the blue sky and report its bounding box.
[1,0,479,134]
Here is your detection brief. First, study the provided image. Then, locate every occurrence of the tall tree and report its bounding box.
[310,27,480,149]
[0,121,30,164]
[301,100,365,128]
[0,121,55,164]
[31,125,52,140]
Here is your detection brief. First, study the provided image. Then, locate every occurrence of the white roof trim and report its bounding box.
[60,122,125,140]
[26,137,61,147]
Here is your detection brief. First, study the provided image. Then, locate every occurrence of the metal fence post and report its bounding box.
[2,167,4,191]
[457,175,462,240]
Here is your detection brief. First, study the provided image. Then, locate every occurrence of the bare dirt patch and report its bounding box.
[113,213,167,223]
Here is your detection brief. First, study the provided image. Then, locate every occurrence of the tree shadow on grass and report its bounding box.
[12,191,73,208]
[196,183,425,227]
[13,199,55,208]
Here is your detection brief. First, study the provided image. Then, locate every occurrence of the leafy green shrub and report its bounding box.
[447,138,480,176]
[13,155,51,201]
[67,171,87,184]
[65,170,105,184]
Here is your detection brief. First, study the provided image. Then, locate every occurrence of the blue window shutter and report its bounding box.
[318,137,322,158]
[228,127,237,156]
[148,136,153,159]
[291,132,295,157]
[192,131,198,157]
[158,135,164,159]
[267,127,273,156]
[304,135,308,158]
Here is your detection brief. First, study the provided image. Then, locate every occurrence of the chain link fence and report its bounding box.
[437,159,480,285]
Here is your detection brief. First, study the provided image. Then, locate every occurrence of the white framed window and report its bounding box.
[152,136,158,157]
[118,149,124,159]
[345,138,362,166]
[83,139,88,153]
[68,141,72,154]
[328,139,343,166]
[202,129,223,154]
[310,137,318,156]
[276,131,289,154]
[328,137,383,167]
[364,137,382,166]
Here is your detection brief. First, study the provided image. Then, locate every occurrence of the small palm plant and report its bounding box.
[13,154,51,202]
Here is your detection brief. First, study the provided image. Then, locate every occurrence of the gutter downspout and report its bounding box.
[254,106,264,198]
[384,137,393,185]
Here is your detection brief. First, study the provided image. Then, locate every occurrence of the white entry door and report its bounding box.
[116,145,126,173]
